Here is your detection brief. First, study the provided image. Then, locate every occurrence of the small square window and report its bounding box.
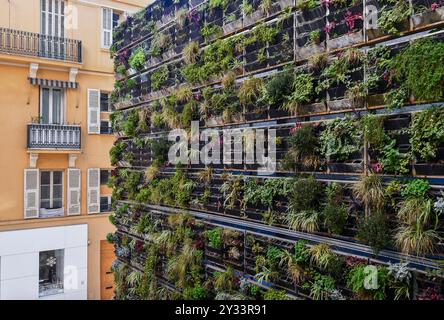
[100,121,112,134]
[39,249,64,297]
[100,196,112,213]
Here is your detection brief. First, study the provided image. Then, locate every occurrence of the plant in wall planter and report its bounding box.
[281,123,321,171]
[389,38,444,104]
[327,11,364,50]
[394,179,442,256]
[410,107,444,176]
[412,2,444,28]
[319,116,363,172]
[282,72,315,116]
[374,0,412,38]
[151,66,169,91]
[129,47,147,72]
[296,33,326,61]
[201,23,223,42]
[243,1,265,26]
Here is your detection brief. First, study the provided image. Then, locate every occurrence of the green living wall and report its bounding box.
[108,0,444,300]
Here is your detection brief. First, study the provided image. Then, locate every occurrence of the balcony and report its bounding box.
[27,123,81,150]
[0,28,82,63]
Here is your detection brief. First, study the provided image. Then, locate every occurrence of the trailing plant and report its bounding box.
[319,116,363,162]
[410,107,444,161]
[384,86,408,110]
[378,0,412,35]
[391,39,444,101]
[284,73,314,115]
[110,141,126,165]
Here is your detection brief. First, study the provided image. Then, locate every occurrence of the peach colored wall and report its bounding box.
[0,0,150,299]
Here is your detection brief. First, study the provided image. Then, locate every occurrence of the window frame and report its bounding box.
[39,249,65,297]
[101,7,113,49]
[40,0,65,38]
[40,87,65,124]
[100,91,112,112]
[100,195,112,213]
[40,170,64,210]
[100,169,111,185]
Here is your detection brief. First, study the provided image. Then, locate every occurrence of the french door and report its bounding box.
[40,0,65,59]
[40,87,64,124]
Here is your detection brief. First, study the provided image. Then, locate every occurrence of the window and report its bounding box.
[100,196,112,213]
[39,249,64,297]
[40,0,65,58]
[100,169,111,185]
[40,171,63,210]
[40,87,64,124]
[113,12,120,29]
[100,121,112,134]
[100,92,111,112]
[102,8,121,49]
[41,0,65,37]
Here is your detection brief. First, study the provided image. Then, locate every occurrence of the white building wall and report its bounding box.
[0,224,88,300]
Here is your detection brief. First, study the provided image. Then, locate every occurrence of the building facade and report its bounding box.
[0,0,149,300]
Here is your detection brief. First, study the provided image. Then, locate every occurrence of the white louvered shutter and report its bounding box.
[102,7,112,48]
[88,89,100,134]
[24,169,39,219]
[67,169,81,215]
[87,168,100,214]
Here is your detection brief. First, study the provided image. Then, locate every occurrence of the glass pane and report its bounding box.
[52,171,62,184]
[41,185,51,199]
[41,171,51,185]
[52,89,62,124]
[39,249,64,297]
[53,185,62,198]
[41,88,50,124]
[52,199,63,209]
[113,12,120,28]
[100,93,109,112]
[40,200,51,209]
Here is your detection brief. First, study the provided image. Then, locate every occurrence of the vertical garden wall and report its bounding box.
[108,0,444,300]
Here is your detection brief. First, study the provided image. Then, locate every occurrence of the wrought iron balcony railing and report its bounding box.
[28,123,81,150]
[0,28,82,63]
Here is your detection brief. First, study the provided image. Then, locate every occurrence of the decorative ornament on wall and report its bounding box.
[46,256,57,267]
